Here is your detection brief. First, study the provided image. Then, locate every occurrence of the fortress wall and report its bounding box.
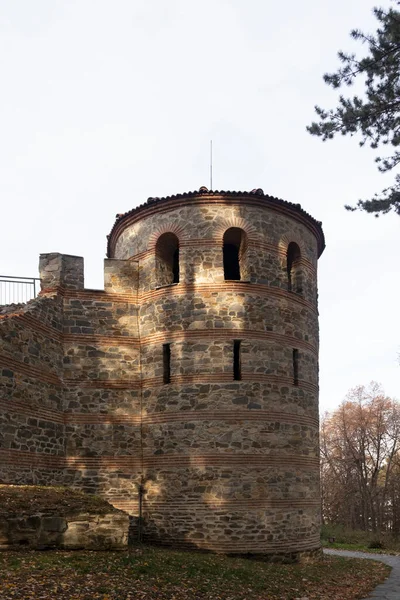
[0,190,324,559]
[0,293,65,485]
[138,288,319,346]
[138,382,317,418]
[139,340,317,388]
[142,469,321,553]
[61,259,142,504]
[143,417,319,456]
[0,255,144,505]
[63,388,140,414]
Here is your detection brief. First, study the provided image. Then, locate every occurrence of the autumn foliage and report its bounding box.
[0,548,390,600]
[321,382,400,533]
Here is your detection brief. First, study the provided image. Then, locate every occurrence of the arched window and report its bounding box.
[155,232,180,287]
[223,228,248,281]
[286,242,302,293]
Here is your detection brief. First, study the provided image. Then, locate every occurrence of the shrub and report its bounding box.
[368,540,385,550]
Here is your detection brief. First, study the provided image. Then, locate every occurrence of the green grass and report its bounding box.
[324,541,397,554]
[321,523,400,554]
[0,545,391,600]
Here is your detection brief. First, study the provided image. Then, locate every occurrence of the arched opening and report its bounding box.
[155,232,180,287]
[223,228,247,281]
[286,242,302,293]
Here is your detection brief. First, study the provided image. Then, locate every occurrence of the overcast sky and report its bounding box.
[0,0,398,413]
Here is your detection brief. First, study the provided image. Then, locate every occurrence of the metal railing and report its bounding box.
[0,276,40,306]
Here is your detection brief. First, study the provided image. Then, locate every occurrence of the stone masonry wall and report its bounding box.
[0,293,65,486]
[108,193,323,557]
[0,191,324,560]
[0,512,129,550]
[61,259,141,503]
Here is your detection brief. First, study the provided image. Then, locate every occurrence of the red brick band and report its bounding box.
[0,355,61,386]
[0,397,318,429]
[64,379,141,389]
[63,374,318,393]
[41,287,137,304]
[62,328,317,355]
[43,282,317,314]
[64,410,318,428]
[3,313,63,342]
[107,194,324,258]
[141,328,318,354]
[63,333,140,347]
[0,449,65,468]
[0,398,64,424]
[0,448,319,470]
[126,238,316,275]
[6,317,317,355]
[111,498,320,512]
[140,282,317,313]
[151,537,321,554]
[146,499,321,509]
[1,353,317,392]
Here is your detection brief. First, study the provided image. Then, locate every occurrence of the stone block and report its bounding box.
[104,259,138,294]
[39,253,84,290]
[0,512,128,550]
[42,517,67,532]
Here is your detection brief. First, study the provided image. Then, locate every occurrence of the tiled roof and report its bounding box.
[106,188,325,257]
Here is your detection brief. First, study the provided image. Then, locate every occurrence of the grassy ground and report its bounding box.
[0,485,121,517]
[322,523,400,555]
[0,545,390,600]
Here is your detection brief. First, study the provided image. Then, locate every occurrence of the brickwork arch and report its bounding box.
[148,223,186,250]
[278,234,307,258]
[215,217,257,244]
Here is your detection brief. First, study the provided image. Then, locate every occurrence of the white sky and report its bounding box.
[0,0,398,413]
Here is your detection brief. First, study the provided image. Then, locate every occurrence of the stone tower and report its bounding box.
[0,188,324,561]
[107,188,325,559]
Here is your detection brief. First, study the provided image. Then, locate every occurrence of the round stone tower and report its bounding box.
[107,188,325,560]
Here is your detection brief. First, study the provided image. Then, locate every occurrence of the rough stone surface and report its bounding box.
[0,190,324,560]
[0,512,128,550]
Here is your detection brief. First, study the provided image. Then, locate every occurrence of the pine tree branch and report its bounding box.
[308,2,400,216]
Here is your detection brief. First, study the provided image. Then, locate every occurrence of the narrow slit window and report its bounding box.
[163,343,171,384]
[233,340,242,381]
[293,349,299,386]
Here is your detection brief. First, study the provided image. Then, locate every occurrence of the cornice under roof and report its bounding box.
[106,188,325,258]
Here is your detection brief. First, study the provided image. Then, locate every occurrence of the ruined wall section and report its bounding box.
[62,259,142,505]
[0,291,65,486]
[0,254,143,506]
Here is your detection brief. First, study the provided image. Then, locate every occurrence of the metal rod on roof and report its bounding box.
[210,140,213,191]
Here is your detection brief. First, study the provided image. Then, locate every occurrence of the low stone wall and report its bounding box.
[0,512,129,550]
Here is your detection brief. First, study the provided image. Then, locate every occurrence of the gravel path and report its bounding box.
[324,548,400,599]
